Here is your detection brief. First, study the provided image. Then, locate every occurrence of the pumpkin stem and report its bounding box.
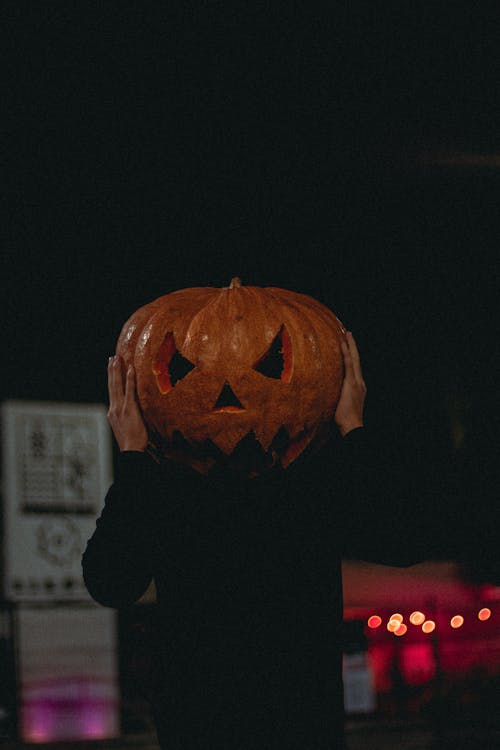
[228,277,242,289]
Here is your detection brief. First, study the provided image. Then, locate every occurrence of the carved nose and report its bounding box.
[213,383,245,412]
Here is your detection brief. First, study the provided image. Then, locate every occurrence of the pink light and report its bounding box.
[399,643,436,685]
[25,727,52,743]
[20,677,118,743]
[82,707,114,739]
[478,608,491,621]
[394,623,407,636]
[368,615,382,628]
[23,700,115,742]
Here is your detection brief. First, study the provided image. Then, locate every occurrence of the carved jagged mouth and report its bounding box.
[149,424,326,477]
[151,426,291,475]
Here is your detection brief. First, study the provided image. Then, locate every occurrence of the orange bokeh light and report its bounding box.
[450,615,464,628]
[410,611,425,626]
[422,620,436,633]
[394,623,407,636]
[389,613,403,624]
[367,615,382,628]
[387,619,400,632]
[478,608,491,621]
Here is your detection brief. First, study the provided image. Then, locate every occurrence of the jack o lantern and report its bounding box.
[116,278,346,476]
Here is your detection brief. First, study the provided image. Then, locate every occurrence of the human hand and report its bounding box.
[334,331,367,437]
[107,355,149,452]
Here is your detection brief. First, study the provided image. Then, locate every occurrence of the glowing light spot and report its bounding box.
[410,611,425,626]
[422,620,436,634]
[387,619,400,632]
[394,623,407,636]
[450,615,464,628]
[389,613,403,624]
[367,615,382,629]
[478,608,491,621]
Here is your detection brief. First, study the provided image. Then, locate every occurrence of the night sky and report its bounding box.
[5,5,500,578]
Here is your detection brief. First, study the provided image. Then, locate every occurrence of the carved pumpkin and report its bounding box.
[116,278,346,476]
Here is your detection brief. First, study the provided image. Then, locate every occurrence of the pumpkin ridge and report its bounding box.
[285,295,346,408]
[245,286,285,366]
[262,290,320,433]
[267,290,333,359]
[181,290,224,358]
[265,287,345,372]
[266,287,345,334]
[263,288,340,430]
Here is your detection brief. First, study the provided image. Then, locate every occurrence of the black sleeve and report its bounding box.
[81,451,163,608]
[330,427,428,567]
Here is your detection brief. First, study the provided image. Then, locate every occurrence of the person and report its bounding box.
[82,332,419,749]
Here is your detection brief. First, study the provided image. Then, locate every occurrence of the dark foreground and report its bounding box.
[3,718,500,750]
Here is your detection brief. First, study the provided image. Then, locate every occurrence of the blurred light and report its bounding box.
[400,643,436,685]
[450,615,464,629]
[478,608,491,621]
[389,613,403,624]
[21,678,117,743]
[410,611,425,626]
[26,727,51,742]
[367,615,382,629]
[387,619,399,633]
[422,620,436,634]
[394,623,407,636]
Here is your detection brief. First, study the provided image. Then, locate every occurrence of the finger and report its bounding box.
[341,338,355,381]
[124,364,138,404]
[107,356,116,406]
[108,355,124,409]
[346,332,364,382]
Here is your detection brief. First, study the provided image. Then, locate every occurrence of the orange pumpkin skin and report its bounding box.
[116,279,346,476]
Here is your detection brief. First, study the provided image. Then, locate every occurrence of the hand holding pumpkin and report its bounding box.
[107,355,149,452]
[334,332,367,437]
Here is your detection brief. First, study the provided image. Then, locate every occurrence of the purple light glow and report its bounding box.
[21,677,119,743]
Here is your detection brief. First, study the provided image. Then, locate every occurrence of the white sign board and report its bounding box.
[1,401,112,602]
[343,652,376,714]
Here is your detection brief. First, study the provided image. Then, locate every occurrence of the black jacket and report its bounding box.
[82,427,420,749]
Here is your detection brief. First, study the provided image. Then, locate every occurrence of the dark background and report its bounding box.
[4,4,500,577]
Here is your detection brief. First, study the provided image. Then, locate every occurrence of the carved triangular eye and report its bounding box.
[153,332,195,393]
[253,326,293,382]
[169,349,196,386]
